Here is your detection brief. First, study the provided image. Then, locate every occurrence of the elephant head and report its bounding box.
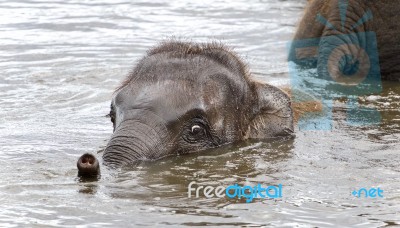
[98,41,293,167]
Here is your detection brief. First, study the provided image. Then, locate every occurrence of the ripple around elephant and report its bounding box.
[77,41,294,174]
[291,0,400,81]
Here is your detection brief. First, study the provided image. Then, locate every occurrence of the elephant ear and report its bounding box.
[247,82,294,139]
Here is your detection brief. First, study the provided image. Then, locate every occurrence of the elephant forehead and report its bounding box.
[114,79,239,124]
[135,80,205,108]
[117,76,243,106]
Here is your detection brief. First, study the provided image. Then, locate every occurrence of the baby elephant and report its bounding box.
[78,41,293,173]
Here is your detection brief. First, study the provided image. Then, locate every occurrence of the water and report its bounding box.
[1,0,400,227]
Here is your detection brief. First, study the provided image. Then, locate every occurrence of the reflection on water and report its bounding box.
[0,0,399,227]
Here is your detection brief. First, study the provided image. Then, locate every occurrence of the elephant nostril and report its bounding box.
[81,157,94,165]
[77,153,100,177]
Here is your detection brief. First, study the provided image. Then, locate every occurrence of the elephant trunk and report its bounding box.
[318,32,371,86]
[102,119,169,167]
[77,153,100,177]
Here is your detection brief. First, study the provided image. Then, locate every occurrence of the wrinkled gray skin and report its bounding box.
[293,0,400,81]
[102,41,293,167]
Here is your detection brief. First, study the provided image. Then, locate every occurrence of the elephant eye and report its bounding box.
[188,123,207,139]
[107,103,116,124]
[191,125,202,135]
[106,106,116,132]
[107,111,115,124]
[183,117,210,144]
[182,116,210,144]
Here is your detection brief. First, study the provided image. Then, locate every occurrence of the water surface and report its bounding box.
[1,0,399,227]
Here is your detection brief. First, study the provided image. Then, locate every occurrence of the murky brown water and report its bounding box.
[1,0,399,227]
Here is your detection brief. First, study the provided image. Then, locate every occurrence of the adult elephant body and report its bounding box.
[292,0,400,81]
